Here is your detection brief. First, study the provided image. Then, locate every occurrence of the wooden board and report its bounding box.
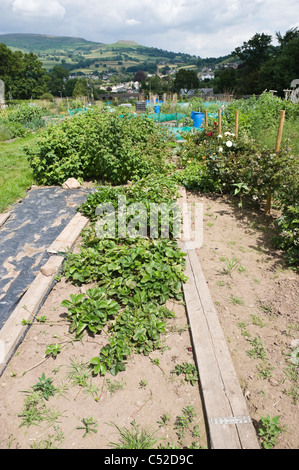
[0,212,10,228]
[178,188,260,449]
[47,212,89,254]
[181,247,260,448]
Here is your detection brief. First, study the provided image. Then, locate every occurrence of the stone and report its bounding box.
[62,178,81,189]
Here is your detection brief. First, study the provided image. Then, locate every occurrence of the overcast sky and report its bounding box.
[0,0,299,57]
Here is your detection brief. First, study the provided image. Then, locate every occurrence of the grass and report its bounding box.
[0,133,38,212]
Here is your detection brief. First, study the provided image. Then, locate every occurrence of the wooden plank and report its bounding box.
[47,212,89,254]
[184,248,260,449]
[0,212,10,228]
[177,187,260,449]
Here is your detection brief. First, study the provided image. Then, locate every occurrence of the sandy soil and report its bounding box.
[0,190,298,450]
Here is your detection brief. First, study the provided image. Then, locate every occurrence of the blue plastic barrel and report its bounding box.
[191,112,205,128]
[154,105,160,114]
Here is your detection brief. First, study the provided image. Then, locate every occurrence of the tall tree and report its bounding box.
[47,65,69,97]
[174,69,199,92]
[276,27,299,48]
[0,43,47,99]
[233,33,274,94]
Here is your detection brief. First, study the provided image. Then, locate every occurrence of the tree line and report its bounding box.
[1,29,298,100]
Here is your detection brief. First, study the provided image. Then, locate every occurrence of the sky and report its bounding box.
[0,0,299,57]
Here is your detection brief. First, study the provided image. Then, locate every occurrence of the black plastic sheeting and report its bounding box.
[0,187,90,330]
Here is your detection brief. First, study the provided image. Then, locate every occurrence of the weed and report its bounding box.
[30,426,64,449]
[109,420,159,449]
[66,357,92,388]
[219,256,244,275]
[175,406,197,441]
[237,322,251,339]
[83,380,100,400]
[18,392,46,428]
[171,363,199,386]
[106,378,125,395]
[77,417,98,438]
[247,337,267,361]
[258,414,286,449]
[230,295,244,305]
[251,314,266,327]
[36,315,47,323]
[45,343,61,358]
[32,373,56,401]
[137,380,147,390]
[256,362,274,379]
[157,413,171,427]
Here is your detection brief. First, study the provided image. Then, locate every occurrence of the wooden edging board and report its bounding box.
[0,212,89,376]
[0,212,10,228]
[178,188,260,449]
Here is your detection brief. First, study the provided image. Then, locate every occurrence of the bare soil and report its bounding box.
[0,190,298,450]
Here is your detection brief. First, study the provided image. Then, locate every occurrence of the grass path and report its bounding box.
[0,133,40,213]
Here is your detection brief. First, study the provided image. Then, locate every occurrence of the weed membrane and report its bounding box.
[0,187,91,328]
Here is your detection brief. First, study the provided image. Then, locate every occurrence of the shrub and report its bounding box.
[26,108,171,185]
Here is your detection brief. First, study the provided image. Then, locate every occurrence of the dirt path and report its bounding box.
[0,191,297,450]
[187,191,298,450]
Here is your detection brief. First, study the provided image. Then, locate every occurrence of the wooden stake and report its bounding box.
[275,110,285,152]
[204,110,208,127]
[235,110,239,139]
[265,110,285,215]
[218,108,222,134]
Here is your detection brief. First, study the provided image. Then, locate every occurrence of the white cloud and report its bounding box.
[12,0,65,19]
[125,19,141,26]
[1,0,298,56]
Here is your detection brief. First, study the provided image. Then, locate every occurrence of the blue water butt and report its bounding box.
[191,111,205,128]
[154,105,160,114]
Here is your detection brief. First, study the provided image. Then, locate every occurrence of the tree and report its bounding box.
[232,33,274,94]
[134,70,146,82]
[0,43,47,99]
[72,79,88,98]
[47,65,69,96]
[173,69,199,92]
[233,33,273,69]
[276,27,299,48]
[259,37,299,95]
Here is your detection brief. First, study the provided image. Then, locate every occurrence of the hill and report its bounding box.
[0,33,233,75]
[0,33,102,52]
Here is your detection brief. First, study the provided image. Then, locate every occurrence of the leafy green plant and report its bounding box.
[258,414,285,449]
[26,108,171,185]
[61,287,120,338]
[32,373,56,400]
[246,337,267,361]
[45,343,61,358]
[171,362,199,385]
[174,406,197,441]
[157,413,171,427]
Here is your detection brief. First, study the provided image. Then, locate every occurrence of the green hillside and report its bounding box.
[0,33,232,74]
[0,33,102,52]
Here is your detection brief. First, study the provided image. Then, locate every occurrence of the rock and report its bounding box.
[40,257,61,276]
[62,178,81,189]
[290,339,299,350]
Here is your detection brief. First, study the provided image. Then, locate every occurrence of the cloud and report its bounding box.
[0,0,298,56]
[125,19,141,26]
[12,0,65,19]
